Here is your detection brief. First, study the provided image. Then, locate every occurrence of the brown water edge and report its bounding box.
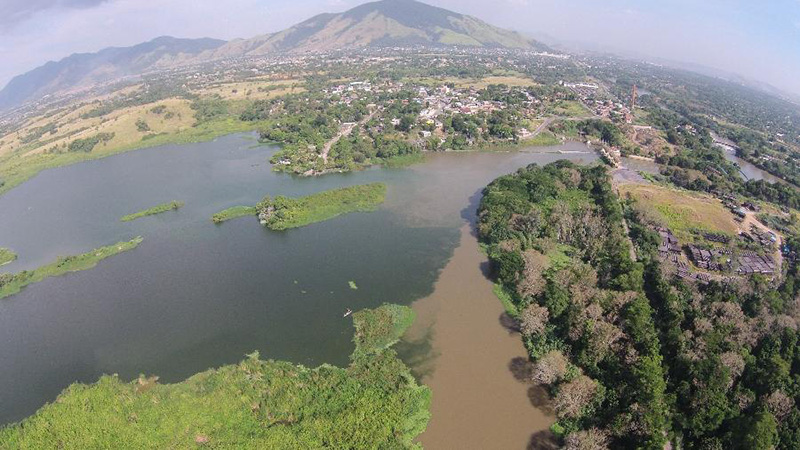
[400,224,556,450]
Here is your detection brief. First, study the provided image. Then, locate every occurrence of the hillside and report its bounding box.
[0,36,225,111]
[0,0,543,111]
[202,0,540,58]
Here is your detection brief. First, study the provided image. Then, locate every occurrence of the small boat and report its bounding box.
[343,309,353,318]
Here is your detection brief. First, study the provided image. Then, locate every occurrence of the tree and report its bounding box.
[520,303,549,337]
[564,428,610,450]
[555,375,599,419]
[531,350,569,384]
[734,410,778,450]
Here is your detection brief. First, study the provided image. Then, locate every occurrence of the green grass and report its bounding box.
[0,304,430,449]
[521,131,561,147]
[0,237,143,299]
[351,304,416,357]
[546,244,574,271]
[548,100,590,117]
[211,205,257,224]
[492,283,519,318]
[120,201,183,222]
[620,184,738,242]
[259,183,387,231]
[349,281,358,290]
[0,248,16,266]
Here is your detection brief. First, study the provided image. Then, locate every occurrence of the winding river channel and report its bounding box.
[0,133,596,447]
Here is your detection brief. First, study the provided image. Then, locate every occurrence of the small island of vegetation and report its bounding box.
[120,201,183,222]
[0,248,16,266]
[211,183,386,230]
[0,237,143,299]
[211,205,257,224]
[0,304,431,449]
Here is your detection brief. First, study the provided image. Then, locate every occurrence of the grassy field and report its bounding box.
[0,237,143,299]
[120,201,183,222]
[211,206,257,224]
[620,184,738,241]
[194,79,304,101]
[548,100,591,117]
[520,131,561,147]
[258,183,387,231]
[0,248,16,266]
[0,304,431,449]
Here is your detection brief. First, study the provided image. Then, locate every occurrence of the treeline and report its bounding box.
[80,81,186,120]
[67,132,115,153]
[479,161,668,448]
[643,104,800,207]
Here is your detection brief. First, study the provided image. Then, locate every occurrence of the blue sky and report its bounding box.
[1,0,799,95]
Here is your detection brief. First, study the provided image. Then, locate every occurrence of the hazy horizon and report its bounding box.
[1,0,799,97]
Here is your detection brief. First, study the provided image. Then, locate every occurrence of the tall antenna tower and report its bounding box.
[630,84,638,111]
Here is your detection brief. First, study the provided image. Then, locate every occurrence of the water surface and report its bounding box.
[0,134,595,428]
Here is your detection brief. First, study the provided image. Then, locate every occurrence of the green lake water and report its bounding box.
[0,133,596,424]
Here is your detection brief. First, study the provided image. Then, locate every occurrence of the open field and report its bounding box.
[520,131,561,147]
[620,184,738,240]
[547,100,591,117]
[0,237,143,299]
[193,79,304,101]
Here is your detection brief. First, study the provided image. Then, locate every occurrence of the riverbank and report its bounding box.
[402,224,554,449]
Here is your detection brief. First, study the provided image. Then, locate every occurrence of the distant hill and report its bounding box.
[201,0,542,59]
[0,0,544,111]
[0,36,225,111]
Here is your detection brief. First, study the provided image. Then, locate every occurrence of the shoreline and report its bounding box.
[401,223,554,449]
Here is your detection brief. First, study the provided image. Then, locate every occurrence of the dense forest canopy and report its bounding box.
[480,160,800,449]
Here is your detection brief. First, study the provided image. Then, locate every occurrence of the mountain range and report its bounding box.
[0,0,544,111]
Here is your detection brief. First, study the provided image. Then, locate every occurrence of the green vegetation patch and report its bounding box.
[0,237,143,299]
[258,183,387,230]
[620,184,737,241]
[120,201,183,222]
[521,131,561,147]
[211,205,257,224]
[0,304,430,449]
[548,100,589,117]
[0,248,16,266]
[68,132,115,153]
[351,304,415,357]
